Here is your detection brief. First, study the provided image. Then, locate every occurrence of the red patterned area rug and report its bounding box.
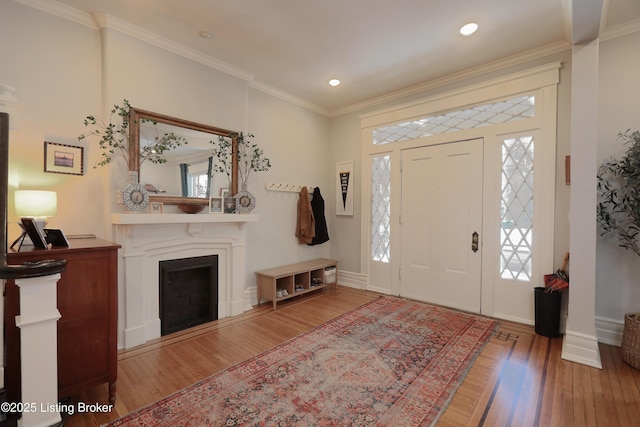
[107,296,498,426]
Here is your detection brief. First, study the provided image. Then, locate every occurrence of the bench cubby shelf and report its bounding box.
[256,258,338,310]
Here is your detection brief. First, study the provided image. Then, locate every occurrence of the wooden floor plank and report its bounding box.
[50,287,640,427]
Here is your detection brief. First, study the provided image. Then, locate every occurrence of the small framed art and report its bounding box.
[223,197,236,213]
[44,228,70,247]
[149,202,164,213]
[209,197,223,213]
[44,141,84,175]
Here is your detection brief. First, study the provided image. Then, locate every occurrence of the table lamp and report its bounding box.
[11,190,57,249]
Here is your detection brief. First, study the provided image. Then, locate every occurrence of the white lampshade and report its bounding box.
[15,190,57,217]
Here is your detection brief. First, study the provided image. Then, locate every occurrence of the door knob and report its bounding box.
[471,231,479,253]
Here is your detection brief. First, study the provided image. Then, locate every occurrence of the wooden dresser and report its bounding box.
[4,238,120,404]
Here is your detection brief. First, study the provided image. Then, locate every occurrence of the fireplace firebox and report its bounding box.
[159,255,218,336]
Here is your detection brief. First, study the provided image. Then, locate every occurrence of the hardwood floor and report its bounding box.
[60,286,640,427]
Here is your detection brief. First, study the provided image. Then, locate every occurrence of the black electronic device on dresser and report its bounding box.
[4,238,120,405]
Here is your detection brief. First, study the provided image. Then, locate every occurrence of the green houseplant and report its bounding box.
[597,129,640,369]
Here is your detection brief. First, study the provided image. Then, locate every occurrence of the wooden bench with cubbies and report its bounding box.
[256,258,338,310]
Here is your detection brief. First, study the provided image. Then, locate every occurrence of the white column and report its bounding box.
[562,39,602,369]
[15,273,62,427]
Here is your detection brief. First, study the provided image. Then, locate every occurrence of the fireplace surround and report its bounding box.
[112,213,258,349]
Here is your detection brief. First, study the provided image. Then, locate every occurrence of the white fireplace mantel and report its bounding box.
[112,213,259,225]
[111,213,258,349]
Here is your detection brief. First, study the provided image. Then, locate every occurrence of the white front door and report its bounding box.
[400,138,483,313]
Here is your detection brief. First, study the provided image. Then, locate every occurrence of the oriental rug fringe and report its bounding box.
[107,296,498,426]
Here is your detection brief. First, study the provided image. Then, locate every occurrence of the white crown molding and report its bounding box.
[93,13,255,84]
[333,40,570,117]
[13,0,96,29]
[600,17,640,42]
[248,80,329,116]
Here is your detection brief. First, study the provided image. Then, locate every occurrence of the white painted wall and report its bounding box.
[596,31,640,335]
[245,89,332,281]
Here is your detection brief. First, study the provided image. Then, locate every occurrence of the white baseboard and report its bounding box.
[562,330,603,369]
[595,315,624,346]
[337,270,368,289]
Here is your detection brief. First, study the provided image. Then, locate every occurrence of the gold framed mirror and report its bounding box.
[128,107,238,206]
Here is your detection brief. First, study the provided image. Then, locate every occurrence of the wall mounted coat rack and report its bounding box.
[265,182,315,193]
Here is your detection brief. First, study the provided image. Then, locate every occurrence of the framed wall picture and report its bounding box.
[336,161,354,216]
[44,141,84,175]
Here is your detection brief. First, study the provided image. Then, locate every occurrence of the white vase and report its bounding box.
[236,182,255,213]
[117,171,150,213]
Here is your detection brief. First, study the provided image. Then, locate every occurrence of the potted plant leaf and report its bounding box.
[597,129,640,369]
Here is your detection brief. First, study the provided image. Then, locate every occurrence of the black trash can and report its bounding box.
[534,287,562,338]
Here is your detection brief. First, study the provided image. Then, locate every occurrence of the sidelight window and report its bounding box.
[371,155,391,263]
[500,136,534,281]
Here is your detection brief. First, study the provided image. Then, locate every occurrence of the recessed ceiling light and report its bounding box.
[459,22,478,36]
[200,31,213,40]
[328,78,341,87]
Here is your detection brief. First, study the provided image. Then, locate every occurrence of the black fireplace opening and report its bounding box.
[159,255,218,336]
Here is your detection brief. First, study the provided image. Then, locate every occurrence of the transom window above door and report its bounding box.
[372,95,535,145]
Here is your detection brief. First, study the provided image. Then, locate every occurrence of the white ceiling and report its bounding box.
[23,0,640,115]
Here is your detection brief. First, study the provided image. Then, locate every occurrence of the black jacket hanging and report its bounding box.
[309,187,329,245]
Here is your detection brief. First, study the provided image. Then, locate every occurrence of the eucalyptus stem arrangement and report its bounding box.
[211,135,234,187]
[78,99,188,168]
[211,132,271,189]
[237,132,271,188]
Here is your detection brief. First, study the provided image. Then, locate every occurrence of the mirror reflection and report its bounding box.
[129,107,238,205]
[140,123,233,199]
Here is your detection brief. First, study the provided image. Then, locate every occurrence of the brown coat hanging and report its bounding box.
[295,186,315,244]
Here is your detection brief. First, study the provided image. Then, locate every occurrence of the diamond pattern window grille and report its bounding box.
[500,136,534,281]
[373,96,535,145]
[372,155,391,263]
